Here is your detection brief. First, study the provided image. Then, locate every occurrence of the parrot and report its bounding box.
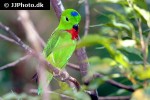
[36,9,81,94]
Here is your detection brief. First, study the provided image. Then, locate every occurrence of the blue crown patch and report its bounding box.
[71,11,78,16]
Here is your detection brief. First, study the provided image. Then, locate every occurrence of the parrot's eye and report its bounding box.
[66,17,69,21]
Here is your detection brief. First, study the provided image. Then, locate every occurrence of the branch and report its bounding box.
[67,63,80,71]
[0,22,80,91]
[0,34,19,45]
[84,0,90,36]
[94,73,135,92]
[0,55,30,71]
[51,0,65,19]
[99,96,130,100]
[137,18,147,67]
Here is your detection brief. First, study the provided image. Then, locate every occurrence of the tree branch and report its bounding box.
[51,0,65,19]
[67,63,80,71]
[94,73,135,92]
[0,34,19,45]
[84,0,90,36]
[99,96,130,100]
[0,55,30,71]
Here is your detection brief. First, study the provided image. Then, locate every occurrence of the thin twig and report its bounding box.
[84,0,90,36]
[0,34,19,45]
[94,73,135,92]
[137,18,147,67]
[67,63,80,71]
[99,96,130,100]
[146,32,150,47]
[0,55,30,71]
[0,23,33,54]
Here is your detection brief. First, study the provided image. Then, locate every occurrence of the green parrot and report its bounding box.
[37,9,81,94]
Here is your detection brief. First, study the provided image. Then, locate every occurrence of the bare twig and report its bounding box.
[0,55,30,71]
[0,34,19,45]
[75,46,89,76]
[94,73,135,92]
[0,23,33,54]
[84,0,90,36]
[67,63,80,71]
[0,22,80,91]
[99,96,130,100]
[137,19,147,67]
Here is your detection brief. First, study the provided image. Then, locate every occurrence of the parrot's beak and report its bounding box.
[73,24,78,31]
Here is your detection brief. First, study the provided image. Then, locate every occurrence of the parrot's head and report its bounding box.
[58,9,81,40]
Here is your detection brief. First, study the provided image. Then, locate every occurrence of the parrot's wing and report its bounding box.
[43,30,66,57]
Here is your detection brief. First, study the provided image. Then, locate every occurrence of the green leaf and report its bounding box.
[77,35,129,68]
[133,65,150,80]
[58,81,71,91]
[87,56,117,75]
[104,7,135,37]
[75,91,91,100]
[134,5,150,27]
[132,0,147,9]
[88,78,104,90]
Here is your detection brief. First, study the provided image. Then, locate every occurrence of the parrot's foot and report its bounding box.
[53,70,70,82]
[60,71,70,82]
[53,71,60,78]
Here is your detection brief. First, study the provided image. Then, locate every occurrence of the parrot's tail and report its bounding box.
[38,72,53,95]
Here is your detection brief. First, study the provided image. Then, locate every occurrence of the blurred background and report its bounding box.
[0,0,150,99]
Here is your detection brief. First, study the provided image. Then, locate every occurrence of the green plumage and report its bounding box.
[44,30,76,68]
[38,9,81,94]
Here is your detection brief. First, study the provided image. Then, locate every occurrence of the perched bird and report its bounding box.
[37,9,81,94]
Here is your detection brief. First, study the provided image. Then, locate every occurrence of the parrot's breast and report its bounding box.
[66,28,78,40]
[46,33,76,69]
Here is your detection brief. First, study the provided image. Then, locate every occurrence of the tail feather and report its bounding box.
[37,71,53,95]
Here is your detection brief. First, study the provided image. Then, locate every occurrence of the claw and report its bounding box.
[53,70,70,82]
[53,71,60,78]
[60,71,70,82]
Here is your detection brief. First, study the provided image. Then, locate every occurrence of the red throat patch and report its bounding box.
[66,28,79,40]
